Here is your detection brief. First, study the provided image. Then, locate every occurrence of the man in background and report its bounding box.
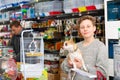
[9,20,33,62]
[9,20,23,62]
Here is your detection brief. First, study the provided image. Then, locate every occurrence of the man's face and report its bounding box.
[11,26,22,35]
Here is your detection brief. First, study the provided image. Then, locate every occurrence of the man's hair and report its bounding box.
[10,20,21,28]
[77,15,96,26]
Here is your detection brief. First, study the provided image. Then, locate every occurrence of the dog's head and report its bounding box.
[63,38,77,53]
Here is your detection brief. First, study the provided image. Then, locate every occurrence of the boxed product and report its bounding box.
[107,1,119,21]
[60,71,68,80]
[48,73,59,80]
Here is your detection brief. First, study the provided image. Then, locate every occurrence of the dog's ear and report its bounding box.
[69,37,73,42]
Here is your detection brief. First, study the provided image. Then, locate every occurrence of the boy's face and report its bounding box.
[79,19,96,39]
[11,25,22,35]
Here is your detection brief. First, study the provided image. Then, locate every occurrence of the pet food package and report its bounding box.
[6,58,18,80]
[1,58,18,80]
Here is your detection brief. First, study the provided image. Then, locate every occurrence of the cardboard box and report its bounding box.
[59,58,65,71]
[48,73,59,80]
[60,71,68,80]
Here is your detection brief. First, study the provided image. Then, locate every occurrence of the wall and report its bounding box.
[104,0,120,77]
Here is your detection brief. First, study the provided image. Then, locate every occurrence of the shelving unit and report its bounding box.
[0,0,105,80]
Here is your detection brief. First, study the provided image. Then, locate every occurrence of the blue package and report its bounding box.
[107,1,119,21]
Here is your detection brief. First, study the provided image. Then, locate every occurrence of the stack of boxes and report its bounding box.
[59,58,68,80]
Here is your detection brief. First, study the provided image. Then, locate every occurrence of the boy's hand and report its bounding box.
[67,57,73,68]
[74,58,82,68]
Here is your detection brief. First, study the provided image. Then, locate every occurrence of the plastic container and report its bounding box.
[85,0,94,6]
[63,0,85,9]
[27,7,35,18]
[94,0,104,5]
[35,1,62,14]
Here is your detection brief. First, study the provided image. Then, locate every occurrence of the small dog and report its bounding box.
[63,38,87,71]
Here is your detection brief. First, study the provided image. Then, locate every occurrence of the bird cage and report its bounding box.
[20,30,44,80]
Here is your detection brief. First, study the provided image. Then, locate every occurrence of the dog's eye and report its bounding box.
[65,43,67,46]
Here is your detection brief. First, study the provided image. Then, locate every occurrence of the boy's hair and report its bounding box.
[10,20,21,28]
[77,15,96,26]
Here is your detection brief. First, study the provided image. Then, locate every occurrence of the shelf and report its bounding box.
[0,9,104,24]
[0,20,10,25]
[32,27,48,32]
[29,0,58,4]
[0,6,21,12]
[33,26,57,29]
[44,57,59,61]
[0,1,30,12]
[45,49,59,54]
[23,9,104,22]
[44,38,62,42]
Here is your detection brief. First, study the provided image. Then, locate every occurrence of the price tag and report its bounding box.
[78,6,87,12]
